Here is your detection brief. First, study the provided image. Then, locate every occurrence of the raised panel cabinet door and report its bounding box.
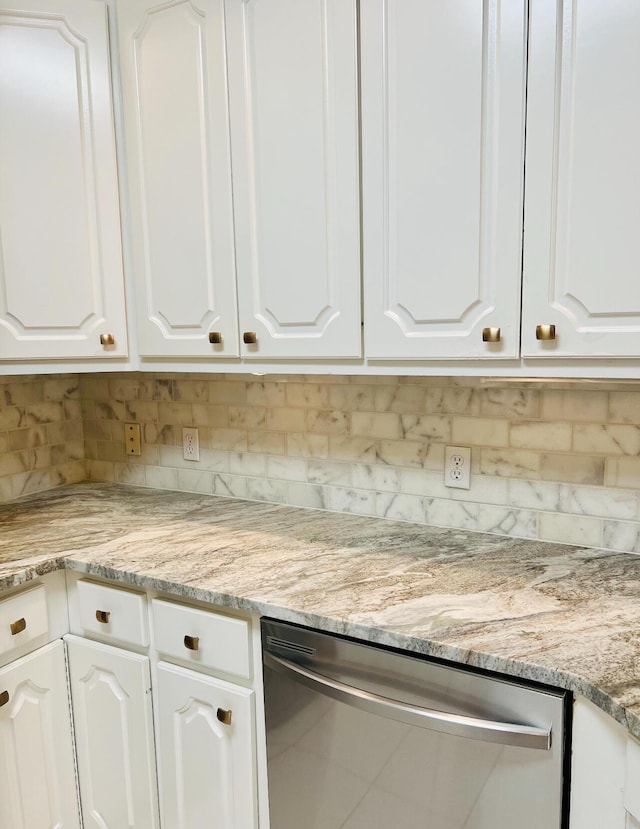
[0,639,80,829]
[65,635,160,829]
[523,0,640,358]
[0,0,127,360]
[117,0,240,358]
[156,661,257,829]
[361,0,527,360]
[225,0,361,359]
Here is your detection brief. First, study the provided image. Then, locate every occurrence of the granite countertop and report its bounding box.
[2,482,640,739]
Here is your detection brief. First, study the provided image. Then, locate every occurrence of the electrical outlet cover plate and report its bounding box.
[182,427,200,462]
[444,445,471,489]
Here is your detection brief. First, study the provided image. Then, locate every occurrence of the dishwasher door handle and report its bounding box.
[264,652,552,751]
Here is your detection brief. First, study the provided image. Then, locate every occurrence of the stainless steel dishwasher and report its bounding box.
[262,619,569,829]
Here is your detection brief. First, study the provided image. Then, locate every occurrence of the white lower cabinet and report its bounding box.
[156,660,257,829]
[0,639,80,829]
[65,634,160,828]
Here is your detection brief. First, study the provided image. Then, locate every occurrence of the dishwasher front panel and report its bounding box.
[262,619,568,829]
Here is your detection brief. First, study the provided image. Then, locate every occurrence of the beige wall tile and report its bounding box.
[228,406,266,429]
[307,409,350,435]
[210,428,248,452]
[286,383,330,408]
[246,382,286,407]
[541,389,608,422]
[573,424,640,455]
[608,391,640,424]
[374,385,427,413]
[480,448,541,478]
[327,436,375,463]
[540,453,605,485]
[400,415,450,442]
[8,427,47,450]
[539,512,602,547]
[192,404,228,428]
[510,421,572,451]
[247,432,286,455]
[352,412,401,440]
[266,407,306,432]
[209,380,247,405]
[604,457,640,489]
[330,385,376,411]
[172,379,209,402]
[479,388,540,418]
[157,402,193,426]
[308,460,351,486]
[287,433,330,459]
[452,417,509,447]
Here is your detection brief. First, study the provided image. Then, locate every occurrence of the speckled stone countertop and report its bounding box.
[2,483,640,739]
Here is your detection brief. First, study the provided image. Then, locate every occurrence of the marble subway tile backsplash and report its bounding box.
[0,375,85,500]
[78,372,640,554]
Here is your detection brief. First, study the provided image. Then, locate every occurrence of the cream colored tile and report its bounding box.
[246,478,287,503]
[329,385,376,411]
[287,433,329,459]
[0,433,8,455]
[108,378,141,400]
[480,448,541,478]
[86,459,115,482]
[573,424,640,455]
[12,469,56,498]
[399,469,449,498]
[608,391,640,424]
[143,423,177,446]
[326,488,376,516]
[246,381,286,406]
[172,379,209,402]
[286,383,330,408]
[540,453,605,485]
[113,463,146,486]
[604,457,640,489]
[157,402,193,426]
[3,381,43,406]
[376,493,424,523]
[212,473,248,498]
[307,409,350,435]
[210,428,247,452]
[247,431,286,455]
[539,512,602,547]
[63,400,82,421]
[0,407,21,431]
[602,521,640,553]
[44,378,79,401]
[0,477,13,501]
[228,406,266,429]
[192,403,228,428]
[287,482,326,510]
[423,498,480,530]
[425,387,480,416]
[8,427,47,450]
[479,388,540,418]
[328,436,376,463]
[0,451,29,476]
[352,412,401,440]
[209,380,247,405]
[25,402,65,425]
[510,421,572,451]
[477,506,538,538]
[197,449,228,472]
[266,407,306,432]
[400,415,450,442]
[352,464,400,492]
[541,389,608,422]
[375,440,427,469]
[452,417,509,447]
[177,468,213,494]
[374,385,427,413]
[123,400,159,423]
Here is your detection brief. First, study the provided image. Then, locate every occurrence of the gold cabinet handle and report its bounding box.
[243,331,257,345]
[0,691,8,708]
[10,618,26,636]
[100,333,115,346]
[536,324,556,341]
[95,610,111,624]
[482,327,501,343]
[216,707,232,726]
[209,331,223,345]
[184,635,200,651]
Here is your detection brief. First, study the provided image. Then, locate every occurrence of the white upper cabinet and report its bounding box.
[118,0,240,358]
[523,0,640,359]
[361,0,527,360]
[0,0,127,360]
[225,0,362,359]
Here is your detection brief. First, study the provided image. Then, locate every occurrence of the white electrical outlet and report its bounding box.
[444,445,471,489]
[182,427,200,461]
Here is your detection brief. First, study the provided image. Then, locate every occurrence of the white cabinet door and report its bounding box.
[65,635,160,829]
[0,0,127,360]
[156,660,257,829]
[118,0,239,358]
[361,0,527,360]
[523,0,640,358]
[225,0,361,359]
[0,640,80,829]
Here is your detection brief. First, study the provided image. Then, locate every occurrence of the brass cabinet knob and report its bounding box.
[243,331,257,345]
[216,708,232,726]
[209,331,223,345]
[184,635,200,651]
[535,324,556,341]
[482,327,501,343]
[100,333,115,346]
[0,691,8,708]
[10,618,26,636]
[95,610,111,624]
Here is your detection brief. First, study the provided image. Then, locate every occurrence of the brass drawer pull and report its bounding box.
[209,331,223,344]
[0,691,9,708]
[482,327,501,343]
[535,324,556,341]
[184,635,200,651]
[243,331,257,345]
[10,618,26,636]
[95,610,111,624]
[99,333,115,346]
[217,708,232,726]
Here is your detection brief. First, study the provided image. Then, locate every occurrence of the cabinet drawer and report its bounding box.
[626,735,640,820]
[0,585,48,657]
[77,580,149,647]
[152,599,251,679]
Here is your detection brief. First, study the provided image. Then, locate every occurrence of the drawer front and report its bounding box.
[0,584,48,657]
[152,599,251,679]
[77,580,149,647]
[626,736,640,820]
